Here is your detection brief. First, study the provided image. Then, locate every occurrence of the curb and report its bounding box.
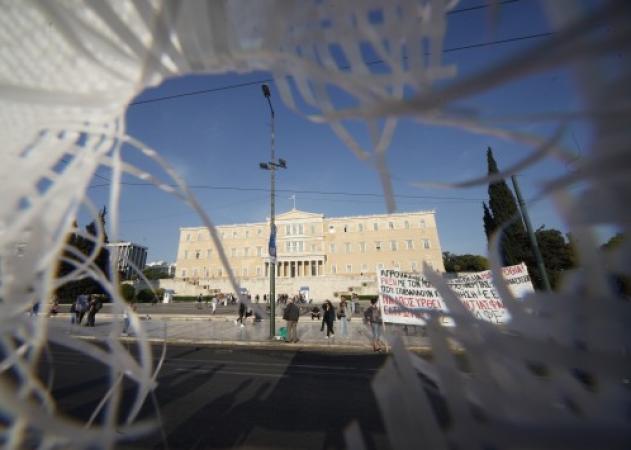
[54,313,250,322]
[71,334,431,354]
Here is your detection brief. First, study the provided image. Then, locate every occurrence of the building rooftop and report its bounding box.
[180,209,436,231]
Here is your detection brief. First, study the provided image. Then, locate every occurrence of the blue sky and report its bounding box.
[86,0,597,263]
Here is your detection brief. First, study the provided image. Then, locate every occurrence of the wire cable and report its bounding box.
[130,3,548,108]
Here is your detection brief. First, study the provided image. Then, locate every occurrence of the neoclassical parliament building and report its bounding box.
[172,209,445,300]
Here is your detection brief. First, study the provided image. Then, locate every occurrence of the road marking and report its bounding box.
[174,367,286,378]
[161,358,375,372]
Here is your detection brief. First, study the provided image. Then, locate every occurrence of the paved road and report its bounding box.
[42,344,394,449]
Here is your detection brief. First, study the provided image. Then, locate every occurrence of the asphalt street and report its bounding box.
[40,344,394,449]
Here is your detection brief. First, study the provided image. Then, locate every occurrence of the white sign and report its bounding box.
[377,263,534,326]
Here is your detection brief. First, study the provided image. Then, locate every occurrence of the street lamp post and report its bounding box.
[259,84,287,339]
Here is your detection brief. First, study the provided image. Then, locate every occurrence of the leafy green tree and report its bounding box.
[142,266,173,280]
[601,233,630,296]
[136,289,155,303]
[524,227,574,289]
[602,233,624,251]
[443,252,490,273]
[119,283,135,303]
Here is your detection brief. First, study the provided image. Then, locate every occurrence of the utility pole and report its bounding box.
[259,84,287,338]
[511,175,551,290]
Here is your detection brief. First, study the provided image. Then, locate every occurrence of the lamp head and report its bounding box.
[278,158,286,168]
[259,162,269,170]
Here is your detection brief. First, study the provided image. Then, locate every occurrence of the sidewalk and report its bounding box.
[47,314,430,352]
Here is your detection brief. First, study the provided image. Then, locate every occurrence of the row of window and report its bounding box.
[330,261,434,274]
[184,228,266,242]
[330,239,431,253]
[183,219,430,242]
[182,246,265,260]
[329,219,427,233]
[181,266,263,279]
[180,260,434,278]
[181,239,432,260]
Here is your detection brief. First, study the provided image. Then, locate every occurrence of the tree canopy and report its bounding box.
[142,266,173,280]
[482,149,574,289]
[443,252,489,273]
[55,207,111,301]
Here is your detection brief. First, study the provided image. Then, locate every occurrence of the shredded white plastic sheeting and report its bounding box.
[0,0,629,448]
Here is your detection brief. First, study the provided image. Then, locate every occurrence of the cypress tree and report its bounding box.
[486,147,526,265]
[482,202,496,239]
[84,206,110,294]
[55,207,111,300]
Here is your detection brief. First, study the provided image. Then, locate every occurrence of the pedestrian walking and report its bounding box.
[196,293,203,310]
[75,294,88,325]
[283,297,300,343]
[86,295,100,327]
[235,301,246,327]
[245,305,254,324]
[338,299,350,337]
[70,301,76,324]
[211,296,217,314]
[49,298,59,317]
[321,300,336,338]
[123,303,138,335]
[364,298,385,352]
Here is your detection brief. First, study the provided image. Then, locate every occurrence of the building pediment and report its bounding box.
[274,209,324,222]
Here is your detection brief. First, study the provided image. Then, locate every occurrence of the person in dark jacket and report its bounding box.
[282,297,300,343]
[235,301,246,327]
[321,300,336,338]
[86,295,100,327]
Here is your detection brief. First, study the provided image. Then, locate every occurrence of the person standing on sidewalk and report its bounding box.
[338,299,350,337]
[321,300,336,339]
[211,296,217,314]
[365,298,385,352]
[283,297,300,343]
[350,293,358,314]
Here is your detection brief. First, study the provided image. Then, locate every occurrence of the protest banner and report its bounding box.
[377,263,534,326]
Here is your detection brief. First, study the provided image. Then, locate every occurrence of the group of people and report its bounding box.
[197,294,219,313]
[70,294,102,327]
[283,295,386,351]
[276,293,308,305]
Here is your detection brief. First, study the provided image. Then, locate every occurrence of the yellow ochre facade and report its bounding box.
[174,209,444,299]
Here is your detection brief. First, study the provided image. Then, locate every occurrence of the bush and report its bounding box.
[339,294,378,302]
[136,288,158,303]
[119,284,135,302]
[173,296,210,302]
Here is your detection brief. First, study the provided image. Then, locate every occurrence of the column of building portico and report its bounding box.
[267,260,322,278]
